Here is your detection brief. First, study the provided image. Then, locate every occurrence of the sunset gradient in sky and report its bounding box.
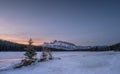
[0,0,120,46]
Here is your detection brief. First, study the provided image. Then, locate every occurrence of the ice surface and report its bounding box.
[0,51,120,74]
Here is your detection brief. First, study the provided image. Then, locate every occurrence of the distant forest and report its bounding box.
[0,39,120,51]
[0,39,42,51]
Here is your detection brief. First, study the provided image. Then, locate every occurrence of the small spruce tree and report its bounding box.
[39,47,53,62]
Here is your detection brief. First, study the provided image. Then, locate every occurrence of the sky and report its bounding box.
[0,0,120,46]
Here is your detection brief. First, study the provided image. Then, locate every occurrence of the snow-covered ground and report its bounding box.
[0,51,120,74]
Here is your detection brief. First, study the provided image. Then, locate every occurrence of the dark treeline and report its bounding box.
[110,43,120,51]
[0,39,42,51]
[0,39,120,51]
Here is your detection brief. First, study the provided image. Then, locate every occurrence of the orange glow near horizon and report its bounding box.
[0,34,45,46]
[16,41,43,46]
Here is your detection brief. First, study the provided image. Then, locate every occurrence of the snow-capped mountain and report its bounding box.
[42,40,78,50]
[41,40,108,51]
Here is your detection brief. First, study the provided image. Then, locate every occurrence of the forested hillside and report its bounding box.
[0,39,41,51]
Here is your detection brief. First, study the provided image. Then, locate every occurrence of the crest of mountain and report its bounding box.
[42,40,78,50]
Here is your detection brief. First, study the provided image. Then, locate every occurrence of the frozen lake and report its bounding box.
[0,51,120,74]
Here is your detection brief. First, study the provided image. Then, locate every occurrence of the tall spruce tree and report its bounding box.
[24,38,37,60]
[15,38,37,68]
